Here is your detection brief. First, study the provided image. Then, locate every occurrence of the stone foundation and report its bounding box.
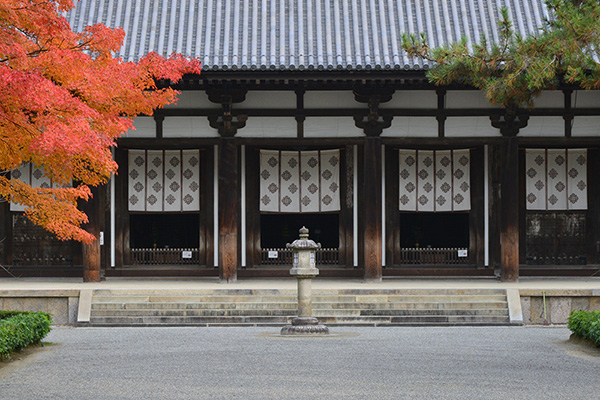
[0,290,79,325]
[520,290,600,324]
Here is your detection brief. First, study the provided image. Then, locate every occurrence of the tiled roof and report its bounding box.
[68,0,548,71]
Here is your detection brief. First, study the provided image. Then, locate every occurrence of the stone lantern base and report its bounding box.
[280,317,330,336]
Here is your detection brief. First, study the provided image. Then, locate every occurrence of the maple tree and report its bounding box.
[0,0,201,243]
[402,0,600,109]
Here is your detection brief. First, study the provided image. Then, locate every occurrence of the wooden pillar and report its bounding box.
[586,149,600,264]
[0,200,12,265]
[385,146,400,267]
[469,147,485,267]
[218,138,239,282]
[244,146,260,268]
[361,137,382,281]
[81,185,102,282]
[500,137,520,281]
[114,148,128,268]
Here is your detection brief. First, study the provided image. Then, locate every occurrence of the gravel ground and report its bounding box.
[0,326,598,400]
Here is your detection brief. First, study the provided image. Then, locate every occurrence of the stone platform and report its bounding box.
[0,277,598,326]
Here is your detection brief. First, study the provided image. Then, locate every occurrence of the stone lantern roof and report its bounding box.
[286,227,321,250]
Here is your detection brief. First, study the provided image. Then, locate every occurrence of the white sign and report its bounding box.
[457,249,468,258]
[268,250,279,259]
[182,251,192,259]
[99,231,104,246]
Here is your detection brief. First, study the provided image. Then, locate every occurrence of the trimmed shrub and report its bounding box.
[0,312,52,359]
[567,310,600,347]
[0,311,27,320]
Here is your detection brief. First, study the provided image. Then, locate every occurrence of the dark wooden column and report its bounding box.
[218,138,239,282]
[586,149,600,264]
[114,148,128,268]
[0,199,12,265]
[244,146,260,267]
[385,146,400,266]
[499,136,520,281]
[353,86,393,281]
[206,85,247,281]
[361,137,382,281]
[491,108,529,282]
[81,185,102,282]
[469,147,485,267]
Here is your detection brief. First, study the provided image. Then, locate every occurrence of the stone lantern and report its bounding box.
[281,227,329,335]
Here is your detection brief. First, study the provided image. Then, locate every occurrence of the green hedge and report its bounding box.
[567,310,600,347]
[0,312,52,359]
[0,310,28,320]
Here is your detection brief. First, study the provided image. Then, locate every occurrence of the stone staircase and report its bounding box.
[85,288,514,326]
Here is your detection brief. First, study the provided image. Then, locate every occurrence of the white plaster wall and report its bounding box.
[238,91,296,108]
[533,91,564,108]
[381,117,438,137]
[574,90,600,108]
[445,117,501,137]
[236,117,297,137]
[304,91,362,109]
[164,91,219,109]
[518,117,564,137]
[304,117,364,137]
[380,90,436,109]
[163,117,218,137]
[124,117,155,138]
[572,116,600,136]
[445,91,497,109]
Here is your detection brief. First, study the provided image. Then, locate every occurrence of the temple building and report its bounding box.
[2,0,600,282]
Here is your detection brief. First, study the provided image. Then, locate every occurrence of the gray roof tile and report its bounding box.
[69,0,548,71]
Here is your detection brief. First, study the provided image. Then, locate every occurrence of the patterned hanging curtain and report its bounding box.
[10,164,70,212]
[525,149,587,210]
[399,149,471,212]
[259,149,341,213]
[128,149,200,212]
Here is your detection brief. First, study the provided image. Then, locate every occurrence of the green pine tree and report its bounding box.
[402,0,600,109]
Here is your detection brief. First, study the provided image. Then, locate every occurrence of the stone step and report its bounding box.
[92,294,508,304]
[91,288,507,296]
[86,288,511,326]
[91,301,508,311]
[321,315,510,324]
[88,314,509,326]
[91,308,508,318]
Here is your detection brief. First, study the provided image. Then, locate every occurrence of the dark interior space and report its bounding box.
[261,213,339,248]
[400,213,469,248]
[130,214,199,248]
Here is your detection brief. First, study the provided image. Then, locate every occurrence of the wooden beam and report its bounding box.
[81,185,102,282]
[218,138,239,282]
[361,137,382,281]
[500,137,520,282]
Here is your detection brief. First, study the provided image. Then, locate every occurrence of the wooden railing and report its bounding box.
[130,248,199,265]
[261,248,339,265]
[400,248,469,265]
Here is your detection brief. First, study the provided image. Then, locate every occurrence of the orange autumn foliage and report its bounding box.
[0,0,201,243]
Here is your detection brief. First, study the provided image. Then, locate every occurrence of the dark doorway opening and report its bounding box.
[400,213,469,248]
[130,214,199,249]
[260,213,339,248]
